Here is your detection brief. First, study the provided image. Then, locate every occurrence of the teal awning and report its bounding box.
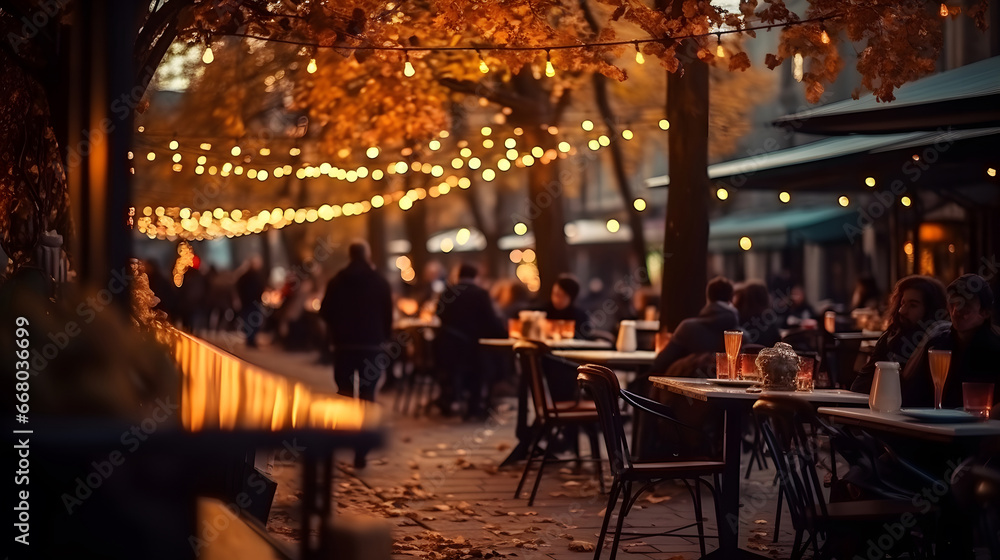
[708,206,856,252]
[772,56,1000,134]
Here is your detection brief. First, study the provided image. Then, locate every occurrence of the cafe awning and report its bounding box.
[771,55,1000,135]
[708,206,856,252]
[645,127,1000,192]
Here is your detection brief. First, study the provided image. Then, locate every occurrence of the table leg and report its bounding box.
[699,404,769,560]
[499,369,532,467]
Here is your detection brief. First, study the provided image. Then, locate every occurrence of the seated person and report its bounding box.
[851,275,948,394]
[901,274,1000,408]
[648,276,740,378]
[734,281,782,347]
[782,284,817,328]
[436,264,507,418]
[543,274,592,339]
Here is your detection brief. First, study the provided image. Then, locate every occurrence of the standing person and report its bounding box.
[901,274,1000,408]
[320,242,392,468]
[436,263,506,419]
[320,241,393,403]
[236,256,267,348]
[851,275,948,394]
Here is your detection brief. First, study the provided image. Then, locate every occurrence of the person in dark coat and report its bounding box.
[436,263,506,419]
[236,256,267,347]
[851,275,948,394]
[734,281,782,348]
[901,274,1000,408]
[543,275,592,339]
[649,276,740,376]
[319,241,393,404]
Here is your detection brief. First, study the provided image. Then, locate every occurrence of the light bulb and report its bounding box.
[307,58,317,74]
[404,60,415,77]
[820,30,830,44]
[716,44,725,57]
[479,58,489,73]
[545,59,555,77]
[202,46,214,64]
[635,50,645,64]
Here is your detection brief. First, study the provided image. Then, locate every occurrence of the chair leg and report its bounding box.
[586,425,606,494]
[790,530,804,560]
[608,481,632,560]
[773,485,783,543]
[593,478,622,560]
[514,422,546,499]
[692,479,707,557]
[527,424,560,506]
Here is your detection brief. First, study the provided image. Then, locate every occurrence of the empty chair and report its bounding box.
[512,340,604,506]
[577,364,724,560]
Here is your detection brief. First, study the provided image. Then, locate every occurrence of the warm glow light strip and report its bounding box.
[169,329,372,431]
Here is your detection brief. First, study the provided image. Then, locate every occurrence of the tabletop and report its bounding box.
[649,377,871,404]
[552,349,657,367]
[480,338,613,349]
[818,407,1000,440]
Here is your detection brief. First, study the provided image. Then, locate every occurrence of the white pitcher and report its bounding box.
[616,320,637,352]
[870,361,902,413]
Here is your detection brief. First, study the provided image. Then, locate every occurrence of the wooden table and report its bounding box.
[552,349,657,368]
[479,338,612,349]
[818,407,1000,444]
[649,377,869,559]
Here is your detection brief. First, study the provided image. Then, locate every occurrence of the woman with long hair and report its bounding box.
[850,275,948,393]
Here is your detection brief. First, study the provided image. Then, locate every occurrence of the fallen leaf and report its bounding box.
[569,541,595,552]
[644,495,672,504]
[755,519,768,525]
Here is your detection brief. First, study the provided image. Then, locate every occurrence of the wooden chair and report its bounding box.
[512,340,604,506]
[753,395,932,559]
[393,326,438,416]
[577,364,725,560]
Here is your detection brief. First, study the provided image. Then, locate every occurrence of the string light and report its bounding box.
[202,44,214,64]
[940,3,949,16]
[544,50,555,77]
[307,58,318,73]
[634,42,645,64]
[820,27,831,44]
[403,51,415,77]
[779,191,791,203]
[477,50,489,73]
[716,34,725,58]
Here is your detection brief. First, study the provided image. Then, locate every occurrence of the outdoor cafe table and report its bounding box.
[479,338,612,465]
[550,349,658,368]
[817,407,1000,450]
[649,377,870,559]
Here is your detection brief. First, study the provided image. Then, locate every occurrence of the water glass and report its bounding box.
[559,320,576,339]
[740,354,759,382]
[508,318,522,339]
[963,382,994,420]
[795,359,814,392]
[716,352,731,379]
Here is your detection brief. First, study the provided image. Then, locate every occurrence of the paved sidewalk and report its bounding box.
[220,341,797,559]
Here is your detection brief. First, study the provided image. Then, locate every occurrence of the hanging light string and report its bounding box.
[215,13,840,55]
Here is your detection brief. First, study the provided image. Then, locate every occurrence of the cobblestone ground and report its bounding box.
[221,341,801,560]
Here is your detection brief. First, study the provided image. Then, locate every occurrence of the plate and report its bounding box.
[709,379,759,388]
[899,409,977,423]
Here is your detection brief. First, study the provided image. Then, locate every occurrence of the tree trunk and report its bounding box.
[464,184,501,277]
[660,16,710,330]
[510,73,569,296]
[403,173,430,291]
[592,73,650,285]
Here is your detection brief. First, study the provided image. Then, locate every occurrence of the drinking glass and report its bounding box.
[559,320,576,340]
[741,354,759,382]
[928,349,951,409]
[963,382,994,420]
[716,352,730,379]
[795,359,814,392]
[724,331,743,381]
[508,319,522,339]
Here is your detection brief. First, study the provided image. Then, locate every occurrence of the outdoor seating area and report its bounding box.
[3,2,999,559]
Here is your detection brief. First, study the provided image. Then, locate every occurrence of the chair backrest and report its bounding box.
[513,339,557,418]
[576,364,632,476]
[752,395,828,533]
